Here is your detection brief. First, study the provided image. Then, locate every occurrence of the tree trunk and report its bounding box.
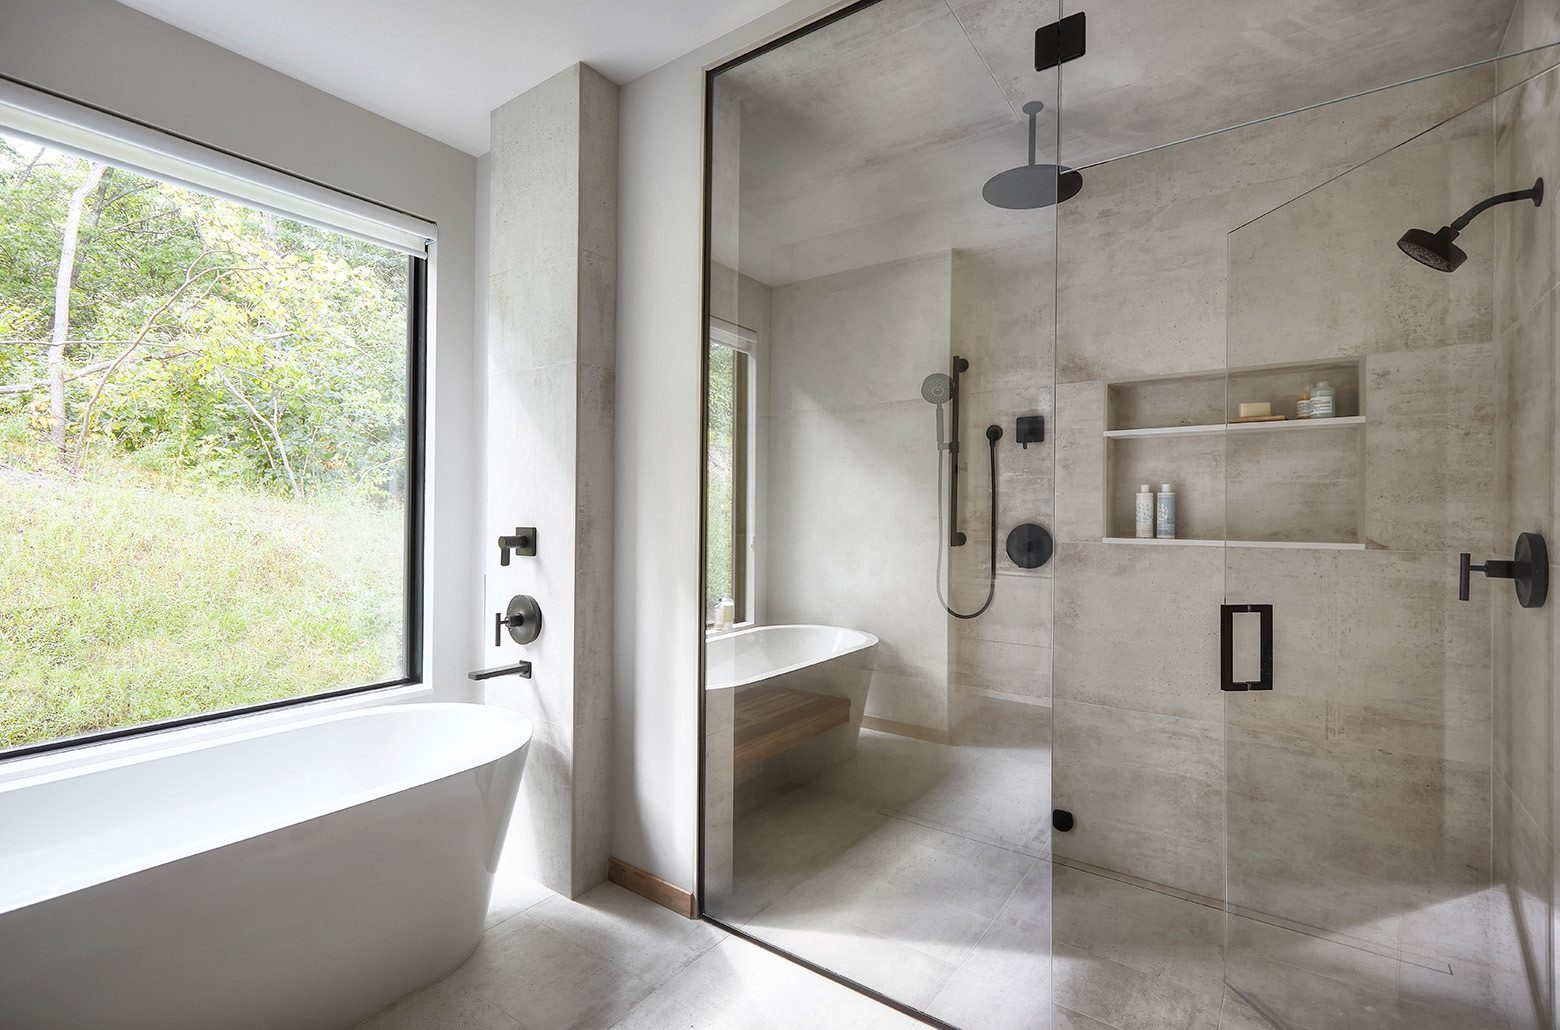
[47,160,105,463]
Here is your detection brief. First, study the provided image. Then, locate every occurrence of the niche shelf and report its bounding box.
[1104,416,1366,440]
[1102,358,1366,548]
[1101,537,1367,550]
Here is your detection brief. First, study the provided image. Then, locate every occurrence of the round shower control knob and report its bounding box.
[494,594,543,646]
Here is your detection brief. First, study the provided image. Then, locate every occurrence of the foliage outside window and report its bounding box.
[0,131,419,752]
[705,337,749,625]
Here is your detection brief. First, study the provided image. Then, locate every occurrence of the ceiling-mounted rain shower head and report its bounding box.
[1398,177,1544,273]
[921,372,953,405]
[982,101,1083,210]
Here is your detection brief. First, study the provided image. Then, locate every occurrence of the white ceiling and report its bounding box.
[113,0,794,155]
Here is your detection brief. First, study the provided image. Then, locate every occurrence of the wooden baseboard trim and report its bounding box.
[608,857,697,919]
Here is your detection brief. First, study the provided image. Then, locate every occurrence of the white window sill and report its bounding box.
[0,681,433,785]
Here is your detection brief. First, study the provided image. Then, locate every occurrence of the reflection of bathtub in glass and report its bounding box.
[704,623,878,691]
[703,625,879,901]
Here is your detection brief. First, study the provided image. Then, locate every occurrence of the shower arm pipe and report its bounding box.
[1449,180,1544,232]
[948,355,969,547]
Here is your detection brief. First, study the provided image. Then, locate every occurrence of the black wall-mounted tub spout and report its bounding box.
[1460,532,1548,608]
[469,661,532,681]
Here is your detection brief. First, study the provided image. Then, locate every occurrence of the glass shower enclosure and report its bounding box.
[699,3,1560,1027]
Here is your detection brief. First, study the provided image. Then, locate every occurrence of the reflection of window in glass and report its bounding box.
[706,319,754,626]
[0,126,425,755]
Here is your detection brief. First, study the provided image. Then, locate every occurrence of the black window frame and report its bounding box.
[0,253,429,763]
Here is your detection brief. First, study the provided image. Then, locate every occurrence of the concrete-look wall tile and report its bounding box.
[571,715,613,891]
[952,385,1054,534]
[1053,542,1222,722]
[1228,727,1490,946]
[956,571,1054,649]
[1226,103,1492,366]
[498,716,578,888]
[1335,549,1490,707]
[1225,427,1361,544]
[1492,776,1554,1030]
[1363,344,1496,552]
[1496,587,1553,828]
[767,252,951,416]
[484,365,579,729]
[764,254,954,735]
[1053,699,1225,898]
[1327,550,1489,762]
[1495,291,1554,552]
[1500,0,1560,87]
[1226,549,1339,691]
[862,668,949,733]
[1493,65,1560,334]
[954,638,1052,703]
[577,64,618,271]
[574,362,616,729]
[951,240,1056,396]
[1055,381,1105,542]
[486,62,616,898]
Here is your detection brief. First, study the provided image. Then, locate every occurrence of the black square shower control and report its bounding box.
[1016,415,1044,449]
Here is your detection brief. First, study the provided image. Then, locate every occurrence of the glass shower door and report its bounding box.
[1222,48,1560,1030]
[700,0,1063,1025]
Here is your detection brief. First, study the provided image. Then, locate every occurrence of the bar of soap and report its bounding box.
[1237,401,1272,418]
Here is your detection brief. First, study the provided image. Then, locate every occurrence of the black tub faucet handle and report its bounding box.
[498,527,537,566]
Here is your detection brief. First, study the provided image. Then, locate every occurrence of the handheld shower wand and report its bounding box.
[921,372,952,451]
[922,362,1000,620]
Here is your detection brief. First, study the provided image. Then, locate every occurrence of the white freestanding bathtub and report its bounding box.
[704,623,878,691]
[703,625,879,900]
[0,702,531,1030]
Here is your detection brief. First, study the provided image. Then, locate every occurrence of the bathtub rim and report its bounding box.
[703,623,879,691]
[0,702,532,918]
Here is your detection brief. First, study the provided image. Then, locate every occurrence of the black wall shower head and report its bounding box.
[1398,177,1543,273]
[1397,226,1467,273]
[983,100,1083,210]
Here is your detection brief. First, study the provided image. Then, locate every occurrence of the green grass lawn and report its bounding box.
[0,468,404,749]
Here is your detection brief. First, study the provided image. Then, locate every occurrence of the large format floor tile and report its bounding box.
[356,873,918,1030]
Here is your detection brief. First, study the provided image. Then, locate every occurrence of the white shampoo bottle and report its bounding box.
[1135,484,1155,538]
[1156,484,1176,539]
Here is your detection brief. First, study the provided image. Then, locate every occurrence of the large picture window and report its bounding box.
[0,122,426,755]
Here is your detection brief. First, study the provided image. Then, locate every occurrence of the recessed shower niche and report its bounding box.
[1103,359,1366,547]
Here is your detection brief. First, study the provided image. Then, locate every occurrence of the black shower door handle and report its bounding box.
[1221,604,1273,692]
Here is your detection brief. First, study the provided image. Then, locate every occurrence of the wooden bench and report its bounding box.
[732,684,852,772]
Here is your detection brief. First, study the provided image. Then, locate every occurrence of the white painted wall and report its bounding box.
[0,0,483,701]
[611,0,842,892]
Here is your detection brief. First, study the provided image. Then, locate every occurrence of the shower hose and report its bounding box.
[936,429,998,620]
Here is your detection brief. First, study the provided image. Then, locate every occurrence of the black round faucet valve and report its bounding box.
[494,594,543,646]
[1007,524,1053,570]
[1459,532,1547,609]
